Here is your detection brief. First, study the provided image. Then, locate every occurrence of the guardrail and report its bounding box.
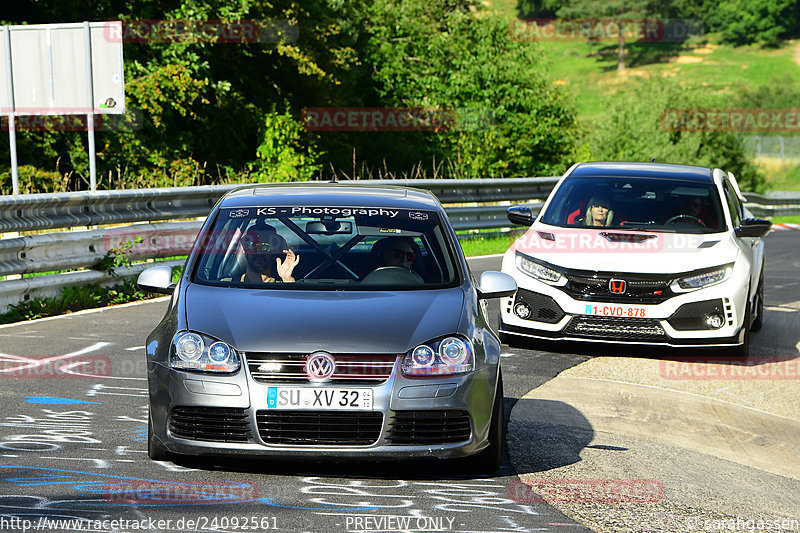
[0,178,797,312]
[0,178,556,311]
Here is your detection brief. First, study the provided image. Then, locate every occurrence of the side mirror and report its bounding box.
[477,271,517,300]
[137,265,176,294]
[507,206,534,226]
[735,218,772,238]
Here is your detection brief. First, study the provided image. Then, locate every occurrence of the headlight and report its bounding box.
[171,331,240,372]
[515,254,565,285]
[672,264,732,292]
[402,336,473,376]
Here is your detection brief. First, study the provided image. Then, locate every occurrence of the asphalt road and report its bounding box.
[0,231,795,533]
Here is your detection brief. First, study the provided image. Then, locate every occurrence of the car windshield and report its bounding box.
[191,205,461,290]
[539,175,726,233]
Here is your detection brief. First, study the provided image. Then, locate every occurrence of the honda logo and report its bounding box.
[609,279,627,294]
[305,352,336,381]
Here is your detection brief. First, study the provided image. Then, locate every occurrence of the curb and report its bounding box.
[771,223,800,231]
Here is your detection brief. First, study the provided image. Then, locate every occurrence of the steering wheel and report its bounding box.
[664,214,706,227]
[360,266,424,285]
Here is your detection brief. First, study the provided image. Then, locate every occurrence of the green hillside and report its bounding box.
[541,40,800,122]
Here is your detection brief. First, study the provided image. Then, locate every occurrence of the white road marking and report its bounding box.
[41,456,110,468]
[0,342,111,374]
[126,346,145,351]
[60,360,146,381]
[86,384,148,397]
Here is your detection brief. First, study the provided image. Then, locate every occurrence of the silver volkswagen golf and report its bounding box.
[137,183,516,472]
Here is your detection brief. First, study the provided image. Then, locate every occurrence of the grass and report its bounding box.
[753,158,800,192]
[460,234,518,256]
[772,215,800,224]
[540,39,800,122]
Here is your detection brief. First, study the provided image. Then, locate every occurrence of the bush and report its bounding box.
[0,165,65,195]
[585,78,765,191]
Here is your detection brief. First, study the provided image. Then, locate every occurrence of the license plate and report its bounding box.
[583,304,647,318]
[266,387,373,410]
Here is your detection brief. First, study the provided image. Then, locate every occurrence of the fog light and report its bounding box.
[514,302,531,319]
[705,314,724,329]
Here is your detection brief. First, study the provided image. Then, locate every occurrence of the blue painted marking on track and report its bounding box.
[24,396,101,405]
[133,425,147,442]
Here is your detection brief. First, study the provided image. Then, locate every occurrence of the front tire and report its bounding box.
[462,375,505,474]
[750,273,764,333]
[729,303,751,358]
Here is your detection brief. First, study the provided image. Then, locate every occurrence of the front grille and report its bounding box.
[511,289,565,323]
[255,410,383,445]
[388,410,471,445]
[565,316,666,340]
[246,353,397,384]
[564,273,672,303]
[169,407,251,443]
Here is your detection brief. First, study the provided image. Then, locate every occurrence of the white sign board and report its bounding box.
[1,21,124,115]
[1,21,124,194]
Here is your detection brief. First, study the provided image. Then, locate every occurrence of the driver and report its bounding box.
[239,223,300,283]
[677,195,703,219]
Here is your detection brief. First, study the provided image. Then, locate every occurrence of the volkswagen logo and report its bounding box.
[609,279,627,294]
[305,352,336,381]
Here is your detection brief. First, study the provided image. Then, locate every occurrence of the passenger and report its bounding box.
[240,223,299,283]
[577,195,614,226]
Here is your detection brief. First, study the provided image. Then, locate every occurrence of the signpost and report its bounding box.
[0,21,124,194]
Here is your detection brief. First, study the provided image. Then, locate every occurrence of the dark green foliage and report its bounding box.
[0,281,143,323]
[517,0,566,18]
[1,0,580,186]
[707,0,799,47]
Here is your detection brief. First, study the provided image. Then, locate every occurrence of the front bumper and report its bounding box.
[499,273,749,348]
[148,359,496,460]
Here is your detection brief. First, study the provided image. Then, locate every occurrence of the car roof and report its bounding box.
[218,182,442,210]
[569,162,714,183]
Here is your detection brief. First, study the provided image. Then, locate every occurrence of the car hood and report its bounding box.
[512,226,739,273]
[182,284,465,353]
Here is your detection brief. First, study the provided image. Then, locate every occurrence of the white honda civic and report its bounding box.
[499,162,772,356]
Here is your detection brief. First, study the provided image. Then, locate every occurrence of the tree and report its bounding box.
[364,0,579,177]
[586,78,765,192]
[557,0,661,72]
